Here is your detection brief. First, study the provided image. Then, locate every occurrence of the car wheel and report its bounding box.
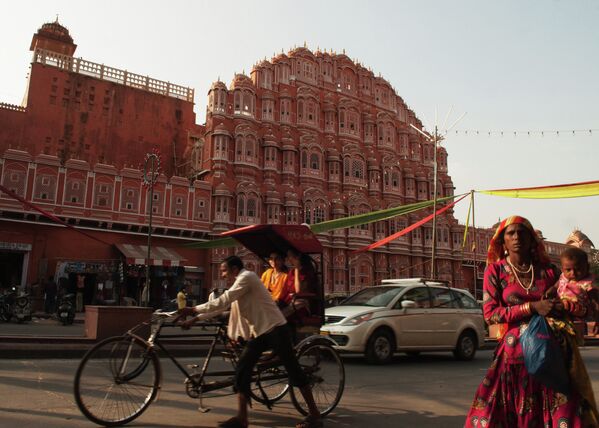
[366,329,395,364]
[453,331,477,361]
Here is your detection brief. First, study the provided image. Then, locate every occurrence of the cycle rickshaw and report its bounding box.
[73,224,345,426]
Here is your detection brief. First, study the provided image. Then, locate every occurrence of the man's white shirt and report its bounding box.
[194,269,286,339]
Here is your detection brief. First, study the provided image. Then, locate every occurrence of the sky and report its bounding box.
[1,0,598,244]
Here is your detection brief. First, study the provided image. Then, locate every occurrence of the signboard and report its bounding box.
[0,242,32,251]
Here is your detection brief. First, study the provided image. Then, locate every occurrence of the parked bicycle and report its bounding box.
[73,310,345,426]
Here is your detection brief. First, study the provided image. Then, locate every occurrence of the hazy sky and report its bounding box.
[1,0,598,244]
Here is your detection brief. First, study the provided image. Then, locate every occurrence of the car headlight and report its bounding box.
[342,312,374,326]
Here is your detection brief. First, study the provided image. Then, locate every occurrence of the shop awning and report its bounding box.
[115,244,187,267]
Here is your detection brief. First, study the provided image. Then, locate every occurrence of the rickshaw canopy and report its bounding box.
[220,224,323,259]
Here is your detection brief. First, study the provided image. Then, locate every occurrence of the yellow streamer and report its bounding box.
[479,180,599,199]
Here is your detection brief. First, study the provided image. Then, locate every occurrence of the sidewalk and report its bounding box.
[2,315,598,358]
[0,313,219,359]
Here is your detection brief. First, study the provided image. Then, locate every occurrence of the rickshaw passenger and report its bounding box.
[260,252,288,302]
[280,249,319,323]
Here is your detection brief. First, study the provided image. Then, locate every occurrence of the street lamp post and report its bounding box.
[430,125,440,279]
[141,150,161,306]
[410,109,465,280]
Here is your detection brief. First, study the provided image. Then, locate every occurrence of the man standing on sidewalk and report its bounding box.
[177,255,322,428]
[43,276,57,314]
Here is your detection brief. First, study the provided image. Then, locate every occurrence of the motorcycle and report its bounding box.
[12,291,31,323]
[57,293,76,325]
[0,287,31,323]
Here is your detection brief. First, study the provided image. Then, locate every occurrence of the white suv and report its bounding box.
[320,278,485,364]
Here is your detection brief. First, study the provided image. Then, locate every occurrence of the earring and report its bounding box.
[504,249,508,256]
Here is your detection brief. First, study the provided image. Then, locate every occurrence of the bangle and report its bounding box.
[523,302,532,315]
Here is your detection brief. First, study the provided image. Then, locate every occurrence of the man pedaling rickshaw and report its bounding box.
[176,255,323,428]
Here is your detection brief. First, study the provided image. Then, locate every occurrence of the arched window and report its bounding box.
[352,158,364,179]
[237,196,245,217]
[314,204,325,224]
[307,101,316,124]
[245,136,255,160]
[301,150,308,169]
[247,198,257,218]
[310,153,320,170]
[235,136,243,161]
[392,171,400,189]
[242,91,254,116]
[213,135,228,160]
[343,157,350,177]
[384,169,390,187]
[234,91,242,114]
[303,202,312,224]
[297,99,304,122]
[261,70,272,89]
[339,109,346,132]
[385,123,394,144]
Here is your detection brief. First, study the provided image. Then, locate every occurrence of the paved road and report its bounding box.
[1,348,599,428]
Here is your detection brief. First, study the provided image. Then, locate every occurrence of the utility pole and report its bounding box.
[410,108,466,281]
[430,125,439,279]
[141,150,161,306]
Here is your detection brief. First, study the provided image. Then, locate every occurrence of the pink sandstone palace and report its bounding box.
[0,21,591,309]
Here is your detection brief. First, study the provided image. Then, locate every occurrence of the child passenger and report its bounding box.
[555,247,599,337]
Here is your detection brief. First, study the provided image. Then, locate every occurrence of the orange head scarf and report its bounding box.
[486,215,549,266]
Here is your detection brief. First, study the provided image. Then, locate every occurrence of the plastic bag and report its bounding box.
[520,314,570,394]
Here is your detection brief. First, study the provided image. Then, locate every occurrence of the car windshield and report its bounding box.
[340,286,403,307]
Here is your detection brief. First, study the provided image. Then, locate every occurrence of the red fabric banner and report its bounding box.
[0,184,112,246]
[351,194,468,254]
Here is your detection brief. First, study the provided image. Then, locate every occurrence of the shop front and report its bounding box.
[54,259,121,311]
[0,241,31,291]
[115,244,198,309]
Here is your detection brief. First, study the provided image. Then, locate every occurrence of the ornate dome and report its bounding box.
[566,229,595,249]
[230,73,254,90]
[210,80,227,91]
[38,20,73,43]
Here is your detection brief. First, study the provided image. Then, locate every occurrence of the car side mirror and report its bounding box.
[401,300,417,309]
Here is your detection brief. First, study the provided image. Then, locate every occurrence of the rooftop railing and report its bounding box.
[0,102,26,112]
[32,48,194,102]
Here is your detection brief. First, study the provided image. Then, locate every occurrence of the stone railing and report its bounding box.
[0,102,26,112]
[32,48,194,102]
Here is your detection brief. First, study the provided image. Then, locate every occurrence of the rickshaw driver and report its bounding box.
[177,255,322,428]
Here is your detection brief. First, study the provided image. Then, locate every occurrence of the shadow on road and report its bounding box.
[328,405,466,428]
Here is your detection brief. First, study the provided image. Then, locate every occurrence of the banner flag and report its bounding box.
[0,184,112,246]
[351,194,469,254]
[478,180,599,199]
[186,194,465,250]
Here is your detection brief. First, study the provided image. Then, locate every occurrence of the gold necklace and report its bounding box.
[506,257,533,274]
[506,258,535,294]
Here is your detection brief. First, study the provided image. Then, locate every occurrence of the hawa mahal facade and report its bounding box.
[0,21,579,306]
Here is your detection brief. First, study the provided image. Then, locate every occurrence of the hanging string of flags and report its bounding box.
[188,179,599,253]
[442,129,598,137]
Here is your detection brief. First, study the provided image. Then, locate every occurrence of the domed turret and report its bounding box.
[230,73,254,90]
[30,18,77,56]
[566,229,595,249]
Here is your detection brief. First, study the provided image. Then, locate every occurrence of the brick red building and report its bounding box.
[0,21,211,307]
[0,22,585,308]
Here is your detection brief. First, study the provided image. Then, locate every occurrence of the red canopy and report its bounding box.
[220,224,323,259]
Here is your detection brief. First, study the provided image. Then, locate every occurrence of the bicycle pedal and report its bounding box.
[197,405,212,413]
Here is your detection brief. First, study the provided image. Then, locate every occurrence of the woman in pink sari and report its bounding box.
[465,215,598,428]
